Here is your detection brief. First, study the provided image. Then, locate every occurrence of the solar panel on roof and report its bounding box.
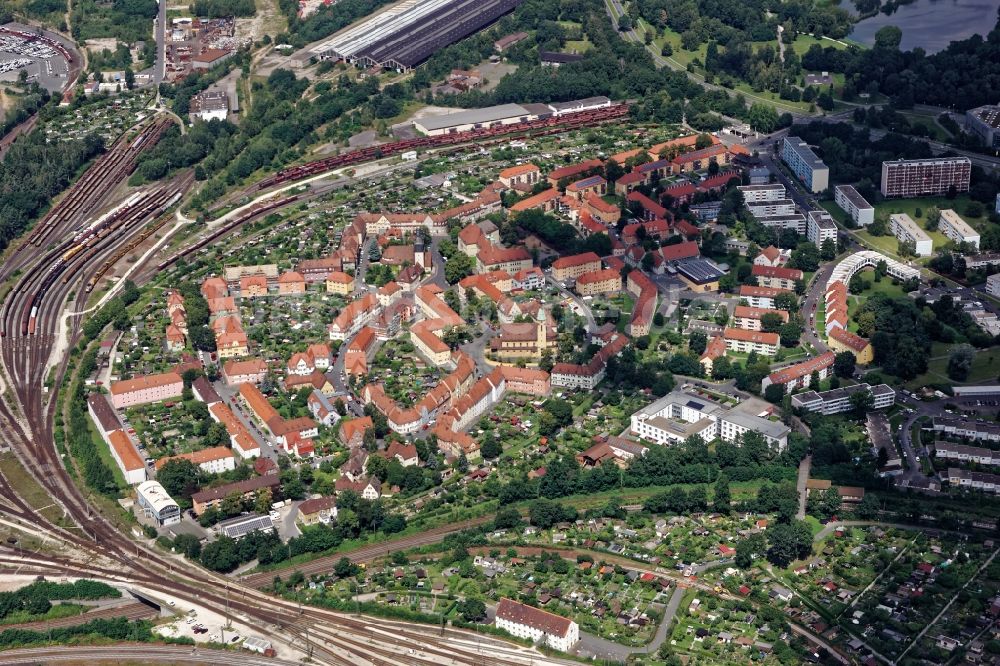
[220,514,273,540]
[686,400,704,410]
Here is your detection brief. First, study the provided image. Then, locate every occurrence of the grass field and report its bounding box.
[634,18,829,113]
[826,195,990,261]
[907,347,1000,389]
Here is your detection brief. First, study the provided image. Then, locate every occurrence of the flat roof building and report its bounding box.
[782,137,829,193]
[807,210,837,248]
[791,383,895,415]
[834,185,874,227]
[938,209,980,250]
[630,389,789,450]
[965,105,1000,150]
[881,157,971,198]
[889,213,933,256]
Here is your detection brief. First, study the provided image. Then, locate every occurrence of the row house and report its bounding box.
[547,158,603,187]
[207,401,261,459]
[626,191,668,221]
[286,343,333,375]
[344,326,377,376]
[509,188,561,214]
[499,163,542,191]
[109,372,184,409]
[328,293,381,340]
[192,475,280,516]
[222,359,268,385]
[550,333,629,390]
[325,271,355,294]
[761,352,836,392]
[551,252,601,282]
[476,243,533,274]
[723,328,779,356]
[155,446,236,475]
[739,285,791,309]
[752,264,803,290]
[626,270,657,337]
[731,305,788,331]
[298,257,342,284]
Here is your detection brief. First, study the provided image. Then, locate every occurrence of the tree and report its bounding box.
[820,238,837,261]
[695,133,714,150]
[946,344,975,381]
[481,434,502,460]
[747,103,779,133]
[736,532,766,568]
[444,253,474,284]
[760,312,785,333]
[813,486,842,520]
[850,389,875,418]
[334,556,355,578]
[157,459,200,499]
[618,15,632,31]
[833,351,856,378]
[764,382,785,404]
[457,599,487,622]
[714,473,731,512]
[766,521,813,567]
[689,331,707,355]
[874,25,902,50]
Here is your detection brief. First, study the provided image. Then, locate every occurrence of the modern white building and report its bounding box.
[987,273,1000,298]
[938,209,980,250]
[738,184,786,203]
[136,481,180,526]
[791,383,895,415]
[757,213,807,233]
[807,210,838,248]
[747,199,796,218]
[782,137,830,193]
[495,598,579,652]
[630,390,789,450]
[889,213,933,256]
[834,185,874,226]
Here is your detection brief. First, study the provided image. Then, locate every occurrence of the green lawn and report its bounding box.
[89,421,127,490]
[634,18,815,113]
[909,347,1000,389]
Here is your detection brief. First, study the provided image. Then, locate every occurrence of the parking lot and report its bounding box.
[0,23,73,92]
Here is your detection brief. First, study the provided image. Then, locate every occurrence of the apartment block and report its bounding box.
[747,199,796,218]
[737,183,786,203]
[888,213,933,256]
[791,383,895,415]
[938,209,980,250]
[881,157,971,198]
[834,185,874,226]
[965,105,1000,150]
[723,328,779,356]
[782,137,830,193]
[807,210,838,248]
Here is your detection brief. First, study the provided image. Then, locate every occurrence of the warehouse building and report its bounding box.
[297,0,523,72]
[781,137,829,193]
[834,185,874,226]
[136,481,180,527]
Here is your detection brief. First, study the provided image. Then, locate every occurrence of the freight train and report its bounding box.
[255,103,631,191]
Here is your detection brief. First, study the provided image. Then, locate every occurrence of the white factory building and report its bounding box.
[136,481,181,526]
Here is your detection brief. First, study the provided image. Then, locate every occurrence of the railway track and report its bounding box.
[251,102,631,192]
[21,117,172,250]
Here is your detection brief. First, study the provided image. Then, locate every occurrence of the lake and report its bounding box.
[849,0,1000,53]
